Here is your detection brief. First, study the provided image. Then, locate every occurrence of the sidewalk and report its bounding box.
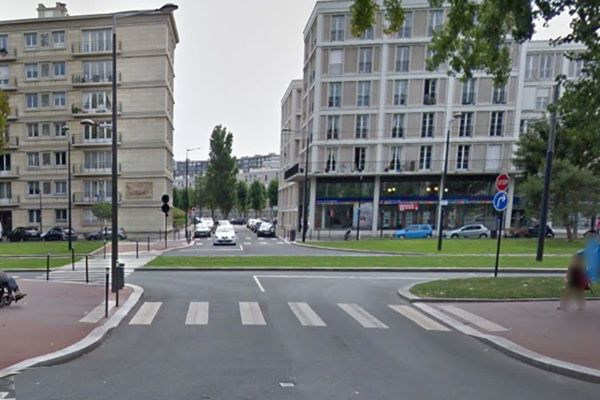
[0,279,131,372]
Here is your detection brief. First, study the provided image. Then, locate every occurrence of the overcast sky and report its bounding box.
[4,1,571,160]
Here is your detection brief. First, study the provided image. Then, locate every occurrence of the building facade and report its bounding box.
[0,3,178,234]
[278,0,585,237]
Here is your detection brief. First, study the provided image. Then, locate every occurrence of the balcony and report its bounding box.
[7,107,18,121]
[71,133,122,147]
[0,167,19,179]
[423,94,437,105]
[3,135,19,149]
[0,196,20,207]
[72,102,122,117]
[0,77,17,91]
[73,163,122,176]
[0,47,17,61]
[72,72,121,87]
[71,40,121,56]
[284,163,300,180]
[72,192,122,205]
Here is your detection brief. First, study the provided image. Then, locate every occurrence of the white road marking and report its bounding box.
[438,305,508,332]
[253,275,266,292]
[256,274,424,281]
[239,245,244,251]
[277,241,284,244]
[185,302,209,325]
[388,305,450,331]
[239,302,267,325]
[288,302,326,327]
[129,302,162,325]
[338,303,388,329]
[245,237,251,240]
[259,242,267,245]
[80,301,116,323]
[243,242,252,245]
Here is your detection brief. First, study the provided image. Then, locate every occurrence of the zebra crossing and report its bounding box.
[125,300,451,332]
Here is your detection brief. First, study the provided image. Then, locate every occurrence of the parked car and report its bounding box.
[217,220,232,228]
[230,218,246,225]
[193,222,211,238]
[42,227,78,241]
[444,224,490,239]
[394,224,433,239]
[213,226,237,246]
[85,228,127,240]
[7,227,41,242]
[508,224,555,238]
[200,218,214,231]
[257,223,276,238]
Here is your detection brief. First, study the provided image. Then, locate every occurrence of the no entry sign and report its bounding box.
[495,174,510,192]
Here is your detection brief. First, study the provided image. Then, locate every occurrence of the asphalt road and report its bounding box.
[167,226,369,256]
[14,270,598,399]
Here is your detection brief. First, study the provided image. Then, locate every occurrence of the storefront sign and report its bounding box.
[398,202,419,211]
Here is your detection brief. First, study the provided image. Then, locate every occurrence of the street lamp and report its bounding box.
[436,112,463,251]
[282,128,310,242]
[185,146,202,241]
[62,125,73,251]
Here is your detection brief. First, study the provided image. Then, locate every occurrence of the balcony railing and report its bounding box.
[7,107,18,121]
[0,167,19,178]
[0,47,18,61]
[72,72,121,86]
[72,102,122,116]
[71,133,122,146]
[71,40,121,55]
[72,192,122,204]
[0,77,17,91]
[73,163,122,175]
[4,135,19,149]
[423,94,437,105]
[0,196,20,206]
[461,92,476,105]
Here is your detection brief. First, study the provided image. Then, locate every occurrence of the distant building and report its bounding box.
[236,167,279,187]
[236,153,280,172]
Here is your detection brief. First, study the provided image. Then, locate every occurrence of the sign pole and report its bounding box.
[494,211,504,277]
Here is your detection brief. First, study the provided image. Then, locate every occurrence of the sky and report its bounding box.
[3,1,571,161]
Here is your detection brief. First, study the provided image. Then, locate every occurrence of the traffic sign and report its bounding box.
[492,191,509,212]
[495,174,510,192]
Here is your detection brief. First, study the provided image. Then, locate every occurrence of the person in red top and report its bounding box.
[558,252,590,311]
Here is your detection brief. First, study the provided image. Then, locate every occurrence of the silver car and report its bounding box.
[444,224,490,239]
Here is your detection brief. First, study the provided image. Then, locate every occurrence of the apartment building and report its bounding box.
[278,0,585,236]
[0,3,178,234]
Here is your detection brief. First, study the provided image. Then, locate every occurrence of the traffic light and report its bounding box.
[161,194,170,216]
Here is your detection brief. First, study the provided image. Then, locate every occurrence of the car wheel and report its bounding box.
[548,233,555,238]
[398,235,405,239]
[479,233,488,238]
[451,234,459,239]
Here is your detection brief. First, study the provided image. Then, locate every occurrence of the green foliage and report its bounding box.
[172,187,183,209]
[0,90,9,149]
[91,202,112,228]
[249,180,266,216]
[382,0,405,35]
[236,181,249,216]
[205,125,238,219]
[172,207,185,227]
[350,0,379,37]
[194,175,209,211]
[267,179,279,208]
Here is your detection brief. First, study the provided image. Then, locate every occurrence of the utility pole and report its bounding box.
[536,82,561,261]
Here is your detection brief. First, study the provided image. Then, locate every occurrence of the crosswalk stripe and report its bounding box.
[388,305,450,331]
[130,302,162,325]
[338,303,388,329]
[259,242,267,245]
[438,305,508,332]
[239,302,266,325]
[185,302,209,325]
[80,301,116,323]
[288,302,326,327]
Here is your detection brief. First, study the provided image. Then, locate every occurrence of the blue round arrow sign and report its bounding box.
[493,191,509,212]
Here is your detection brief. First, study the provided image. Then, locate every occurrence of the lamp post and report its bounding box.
[80,3,178,293]
[282,128,310,242]
[381,186,396,237]
[356,175,363,241]
[185,146,202,241]
[38,188,42,233]
[436,112,463,251]
[62,125,73,251]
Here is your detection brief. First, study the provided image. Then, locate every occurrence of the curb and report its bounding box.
[411,302,600,384]
[135,266,566,273]
[0,283,144,380]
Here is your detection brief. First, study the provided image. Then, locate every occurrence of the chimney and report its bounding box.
[37,2,69,18]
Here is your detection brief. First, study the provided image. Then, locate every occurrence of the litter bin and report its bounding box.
[114,262,125,290]
[491,230,497,239]
[289,229,296,242]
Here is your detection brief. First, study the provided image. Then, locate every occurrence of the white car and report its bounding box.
[213,226,237,245]
[200,218,214,230]
[217,220,232,228]
[193,222,211,238]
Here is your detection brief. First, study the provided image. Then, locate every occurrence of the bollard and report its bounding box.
[317,229,320,240]
[85,255,89,284]
[46,252,50,280]
[105,267,109,318]
[71,248,75,271]
[136,241,139,259]
[103,240,107,259]
[159,229,161,242]
[147,236,150,251]
[173,229,176,241]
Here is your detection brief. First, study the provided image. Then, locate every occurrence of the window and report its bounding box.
[355,114,369,139]
[25,64,38,80]
[40,63,50,78]
[462,78,476,105]
[391,114,404,138]
[27,123,39,138]
[326,115,339,139]
[84,151,112,170]
[490,111,504,136]
[83,91,111,111]
[53,92,66,108]
[539,54,553,80]
[41,123,51,137]
[331,15,345,41]
[0,182,11,199]
[27,181,40,196]
[84,122,112,141]
[328,82,341,108]
[55,152,67,166]
[361,27,374,40]
[84,180,112,200]
[325,148,337,172]
[55,181,67,196]
[40,93,50,108]
[428,10,444,36]
[42,152,52,166]
[353,147,366,171]
[535,88,550,110]
[55,209,67,222]
[493,85,506,104]
[27,152,39,167]
[0,35,7,51]
[459,112,473,137]
[29,210,41,224]
[82,29,112,52]
[54,122,67,137]
[53,62,66,78]
[568,58,585,78]
[421,112,435,137]
[83,60,112,82]
[393,80,408,105]
[24,33,37,48]
[52,31,65,48]
[357,81,370,107]
[519,119,530,134]
[395,46,410,72]
[358,47,372,74]
[485,144,502,171]
[0,65,8,87]
[398,12,412,38]
[525,54,538,80]
[419,146,432,170]
[40,32,50,48]
[0,154,11,172]
[329,49,343,75]
[456,145,470,170]
[423,79,437,105]
[389,146,402,171]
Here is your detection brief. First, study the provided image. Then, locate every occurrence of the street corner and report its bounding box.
[0,279,140,376]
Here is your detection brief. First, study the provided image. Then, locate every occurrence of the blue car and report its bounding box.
[394,224,433,239]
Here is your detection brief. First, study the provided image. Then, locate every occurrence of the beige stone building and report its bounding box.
[0,3,178,235]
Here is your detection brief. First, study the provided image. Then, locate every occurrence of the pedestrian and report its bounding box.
[558,251,590,311]
[0,270,27,302]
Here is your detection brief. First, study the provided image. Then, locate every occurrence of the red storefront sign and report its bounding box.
[398,202,419,211]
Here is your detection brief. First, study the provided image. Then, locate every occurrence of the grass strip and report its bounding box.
[0,241,104,256]
[0,258,72,270]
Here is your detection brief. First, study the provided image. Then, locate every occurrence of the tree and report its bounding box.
[236,181,249,217]
[91,202,112,229]
[193,175,208,212]
[249,181,266,217]
[267,179,279,209]
[172,187,183,209]
[0,90,9,149]
[205,125,238,219]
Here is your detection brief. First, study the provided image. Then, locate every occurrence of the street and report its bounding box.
[14,270,599,399]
